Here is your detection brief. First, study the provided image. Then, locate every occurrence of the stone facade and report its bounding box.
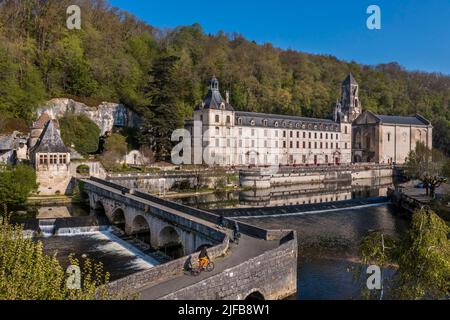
[352,111,432,164]
[30,115,72,195]
[187,75,433,167]
[186,76,356,167]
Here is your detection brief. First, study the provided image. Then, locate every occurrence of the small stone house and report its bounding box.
[30,115,72,195]
[0,132,28,164]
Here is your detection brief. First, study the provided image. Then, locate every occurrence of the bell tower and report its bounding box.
[340,73,361,122]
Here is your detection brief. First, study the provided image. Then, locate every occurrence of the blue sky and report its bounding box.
[109,0,450,75]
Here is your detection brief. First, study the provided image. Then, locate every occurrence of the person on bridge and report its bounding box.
[198,246,210,270]
[233,221,241,244]
[218,215,226,229]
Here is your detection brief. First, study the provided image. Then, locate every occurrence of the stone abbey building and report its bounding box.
[186,75,432,166]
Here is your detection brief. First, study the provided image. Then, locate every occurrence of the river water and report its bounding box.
[174,179,408,300]
[243,204,407,299]
[20,178,408,299]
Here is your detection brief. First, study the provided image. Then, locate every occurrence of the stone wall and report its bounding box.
[240,164,394,189]
[105,237,230,295]
[160,231,297,300]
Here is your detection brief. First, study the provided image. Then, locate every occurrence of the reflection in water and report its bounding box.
[244,204,408,300]
[176,178,394,210]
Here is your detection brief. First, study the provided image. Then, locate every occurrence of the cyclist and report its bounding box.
[198,246,210,270]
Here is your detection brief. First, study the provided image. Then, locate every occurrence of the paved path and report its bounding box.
[139,235,278,300]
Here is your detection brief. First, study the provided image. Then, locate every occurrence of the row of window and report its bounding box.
[214,127,343,140]
[232,154,341,165]
[38,154,67,165]
[213,139,349,150]
[210,114,343,132]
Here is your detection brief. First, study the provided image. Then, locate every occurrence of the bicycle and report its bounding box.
[189,260,215,276]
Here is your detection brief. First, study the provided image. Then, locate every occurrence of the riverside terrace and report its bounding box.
[82,177,297,300]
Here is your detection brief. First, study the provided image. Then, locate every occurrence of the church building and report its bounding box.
[186,74,432,167]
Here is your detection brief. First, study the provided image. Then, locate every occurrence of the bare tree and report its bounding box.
[405,142,448,197]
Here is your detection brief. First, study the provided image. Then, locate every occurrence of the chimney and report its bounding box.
[225,91,230,104]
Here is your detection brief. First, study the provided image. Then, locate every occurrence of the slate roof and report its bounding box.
[343,73,358,86]
[235,111,340,131]
[195,77,234,111]
[33,120,69,154]
[375,114,431,126]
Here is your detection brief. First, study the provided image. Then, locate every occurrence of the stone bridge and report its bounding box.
[83,178,225,256]
[82,177,298,300]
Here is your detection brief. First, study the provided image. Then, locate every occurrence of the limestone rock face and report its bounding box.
[37,98,139,135]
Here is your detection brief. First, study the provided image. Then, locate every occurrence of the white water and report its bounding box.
[56,226,110,236]
[46,226,160,269]
[233,202,390,219]
[38,219,56,237]
[95,230,161,268]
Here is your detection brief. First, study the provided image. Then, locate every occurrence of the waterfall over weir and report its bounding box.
[38,219,56,237]
[56,225,110,236]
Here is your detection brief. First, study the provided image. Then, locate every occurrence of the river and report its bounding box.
[19,178,408,298]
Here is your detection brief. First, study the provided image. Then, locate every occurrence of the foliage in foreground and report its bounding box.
[359,208,450,299]
[0,164,37,209]
[0,215,129,300]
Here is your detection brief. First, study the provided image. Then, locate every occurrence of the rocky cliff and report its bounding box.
[37,98,140,135]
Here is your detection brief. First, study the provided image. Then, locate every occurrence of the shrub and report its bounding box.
[60,113,101,155]
[0,165,37,208]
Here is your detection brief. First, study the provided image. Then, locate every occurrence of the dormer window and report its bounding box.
[275,121,279,127]
[263,119,268,127]
[282,121,286,127]
[296,123,300,128]
[237,117,242,125]
[220,103,225,110]
[250,119,255,126]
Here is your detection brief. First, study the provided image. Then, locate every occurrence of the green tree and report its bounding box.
[139,54,183,159]
[0,165,37,209]
[59,113,101,155]
[359,208,450,299]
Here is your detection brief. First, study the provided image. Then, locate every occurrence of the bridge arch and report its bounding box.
[159,226,183,259]
[131,215,151,245]
[110,207,126,228]
[245,290,265,301]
